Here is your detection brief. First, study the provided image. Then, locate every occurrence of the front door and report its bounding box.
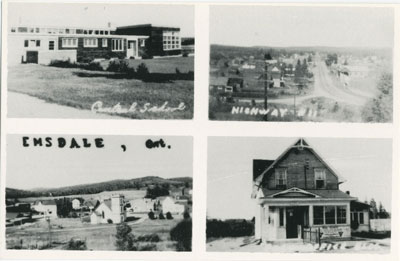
[127,41,137,58]
[286,207,308,239]
[26,51,38,63]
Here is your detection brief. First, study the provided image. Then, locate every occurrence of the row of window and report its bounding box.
[11,27,111,36]
[275,167,327,189]
[313,205,347,225]
[24,38,124,51]
[351,211,365,225]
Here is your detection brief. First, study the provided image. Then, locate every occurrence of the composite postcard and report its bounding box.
[1,1,399,261]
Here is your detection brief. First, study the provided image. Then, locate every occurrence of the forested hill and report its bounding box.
[6,176,192,199]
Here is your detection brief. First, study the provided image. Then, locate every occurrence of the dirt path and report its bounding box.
[8,92,123,119]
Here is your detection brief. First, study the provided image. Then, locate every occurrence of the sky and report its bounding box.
[8,3,194,37]
[207,137,392,220]
[210,6,393,48]
[7,135,193,190]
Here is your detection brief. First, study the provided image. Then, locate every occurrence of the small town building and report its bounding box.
[72,198,82,210]
[252,138,367,242]
[82,199,100,212]
[31,199,58,218]
[350,200,370,232]
[90,195,126,224]
[115,24,182,57]
[160,196,185,214]
[8,23,182,65]
[129,198,157,213]
[227,77,244,92]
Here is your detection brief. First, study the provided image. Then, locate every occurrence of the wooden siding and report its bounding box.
[58,37,126,62]
[264,148,339,190]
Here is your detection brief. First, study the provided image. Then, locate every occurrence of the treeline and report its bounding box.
[6,176,193,199]
[206,219,254,238]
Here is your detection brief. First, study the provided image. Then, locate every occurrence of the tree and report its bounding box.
[369,198,378,219]
[115,223,136,251]
[170,219,192,251]
[362,73,393,122]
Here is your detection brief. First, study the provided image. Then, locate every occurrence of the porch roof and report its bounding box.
[261,187,354,199]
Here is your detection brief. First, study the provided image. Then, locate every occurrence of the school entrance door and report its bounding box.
[127,41,137,58]
[26,51,38,63]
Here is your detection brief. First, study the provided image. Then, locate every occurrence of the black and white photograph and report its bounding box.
[5,135,193,251]
[209,6,393,122]
[7,2,195,119]
[207,137,392,253]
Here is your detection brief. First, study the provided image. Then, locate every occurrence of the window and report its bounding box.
[325,206,336,224]
[314,168,326,189]
[279,208,284,226]
[139,39,145,47]
[36,40,40,47]
[359,212,364,224]
[337,206,347,224]
[84,38,98,47]
[102,211,105,219]
[102,39,108,47]
[49,41,55,50]
[24,40,29,47]
[76,29,83,34]
[35,28,40,33]
[11,27,16,33]
[112,39,124,51]
[313,206,324,225]
[66,29,70,34]
[62,38,78,48]
[275,168,287,189]
[18,27,28,33]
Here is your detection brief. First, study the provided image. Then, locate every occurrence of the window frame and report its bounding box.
[48,40,55,50]
[314,168,326,189]
[102,38,108,48]
[336,206,347,224]
[275,168,287,189]
[111,39,124,51]
[83,38,98,48]
[62,38,78,48]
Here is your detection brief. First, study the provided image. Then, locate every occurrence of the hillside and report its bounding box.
[6,176,192,199]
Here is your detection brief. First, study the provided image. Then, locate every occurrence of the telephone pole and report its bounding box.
[264,61,268,110]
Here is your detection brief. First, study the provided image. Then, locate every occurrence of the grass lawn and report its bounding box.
[8,63,194,119]
[6,217,184,251]
[124,56,194,74]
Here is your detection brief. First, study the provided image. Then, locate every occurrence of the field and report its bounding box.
[8,56,194,119]
[6,217,183,251]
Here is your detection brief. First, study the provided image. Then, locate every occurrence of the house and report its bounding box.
[115,24,181,57]
[270,66,282,88]
[129,198,157,213]
[161,196,185,214]
[8,23,185,65]
[72,198,82,210]
[90,194,126,224]
[227,77,244,92]
[350,200,370,232]
[252,138,363,242]
[82,199,100,212]
[31,199,58,218]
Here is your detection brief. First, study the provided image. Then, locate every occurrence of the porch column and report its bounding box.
[262,205,269,242]
[255,204,262,239]
[346,203,351,225]
[309,205,313,226]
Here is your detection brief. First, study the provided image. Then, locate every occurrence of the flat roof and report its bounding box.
[117,24,180,31]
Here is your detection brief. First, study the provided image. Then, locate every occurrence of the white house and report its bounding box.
[72,199,81,210]
[31,199,58,218]
[161,197,185,214]
[129,198,156,213]
[90,194,126,224]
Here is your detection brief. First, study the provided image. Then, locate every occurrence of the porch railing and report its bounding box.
[303,227,322,245]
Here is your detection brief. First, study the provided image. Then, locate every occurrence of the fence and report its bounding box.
[303,227,321,245]
[370,219,391,232]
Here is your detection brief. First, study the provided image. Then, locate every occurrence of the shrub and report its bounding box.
[106,60,135,77]
[81,62,103,71]
[107,219,113,224]
[170,219,192,251]
[206,219,254,238]
[148,211,156,220]
[49,59,77,68]
[136,63,149,78]
[159,212,165,220]
[115,223,136,251]
[66,238,87,250]
[138,243,157,251]
[136,234,160,243]
[183,211,190,219]
[166,212,173,220]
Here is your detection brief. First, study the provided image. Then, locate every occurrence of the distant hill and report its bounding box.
[6,176,192,199]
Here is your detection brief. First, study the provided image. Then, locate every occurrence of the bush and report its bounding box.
[66,238,87,250]
[159,212,165,220]
[183,211,190,219]
[136,234,160,243]
[206,219,254,238]
[170,219,192,251]
[106,60,135,76]
[49,59,77,68]
[107,219,113,224]
[115,223,136,251]
[148,211,156,220]
[81,62,103,71]
[166,212,173,220]
[136,63,150,78]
